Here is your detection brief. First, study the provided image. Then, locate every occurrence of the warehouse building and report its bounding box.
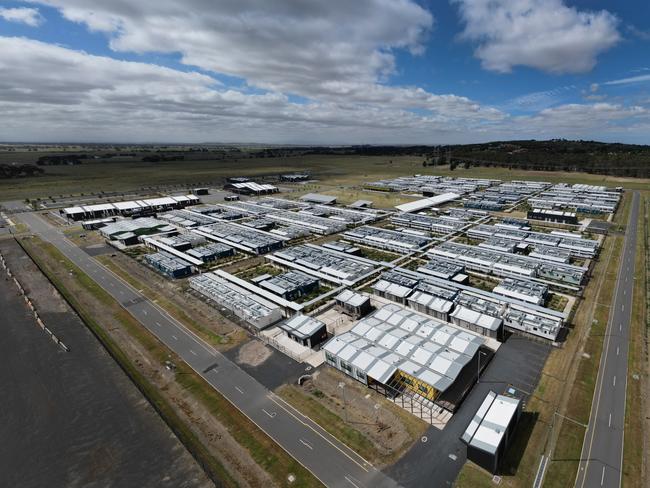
[258,271,319,301]
[279,314,328,349]
[462,391,522,474]
[343,226,431,253]
[269,244,379,285]
[335,290,372,318]
[189,273,282,330]
[193,221,285,254]
[144,251,194,279]
[186,242,234,263]
[100,217,175,242]
[322,304,485,412]
[62,194,200,221]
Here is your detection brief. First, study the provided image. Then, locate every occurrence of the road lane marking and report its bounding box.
[155,322,161,328]
[601,466,605,486]
[345,475,362,488]
[613,376,616,387]
[172,335,178,341]
[616,346,619,355]
[235,386,244,394]
[608,413,612,428]
[143,310,147,316]
[190,349,197,356]
[268,394,371,472]
[299,438,313,450]
[262,409,276,418]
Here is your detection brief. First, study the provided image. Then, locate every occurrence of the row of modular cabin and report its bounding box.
[62,195,200,221]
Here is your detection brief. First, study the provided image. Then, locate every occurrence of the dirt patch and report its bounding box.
[237,340,272,367]
[282,367,427,466]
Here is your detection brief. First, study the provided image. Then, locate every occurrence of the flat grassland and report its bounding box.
[2,150,650,202]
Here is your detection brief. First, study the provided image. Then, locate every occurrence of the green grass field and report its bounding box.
[2,151,650,202]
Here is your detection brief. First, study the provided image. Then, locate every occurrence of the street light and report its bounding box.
[476,350,488,384]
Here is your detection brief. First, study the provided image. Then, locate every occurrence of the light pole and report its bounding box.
[476,350,488,384]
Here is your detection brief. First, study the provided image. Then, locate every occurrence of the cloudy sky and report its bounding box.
[0,0,649,144]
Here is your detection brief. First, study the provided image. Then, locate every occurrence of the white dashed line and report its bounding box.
[299,438,313,450]
[235,386,245,394]
[345,476,361,488]
[613,376,616,387]
[172,335,178,341]
[155,322,161,328]
[190,349,197,356]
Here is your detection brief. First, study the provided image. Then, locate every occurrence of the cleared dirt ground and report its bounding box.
[278,366,427,467]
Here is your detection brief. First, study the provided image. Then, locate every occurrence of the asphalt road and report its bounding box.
[18,212,401,488]
[574,191,639,488]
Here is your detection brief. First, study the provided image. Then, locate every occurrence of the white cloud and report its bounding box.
[604,74,650,86]
[510,103,647,136]
[0,36,505,143]
[0,7,44,26]
[30,0,433,101]
[453,0,620,74]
